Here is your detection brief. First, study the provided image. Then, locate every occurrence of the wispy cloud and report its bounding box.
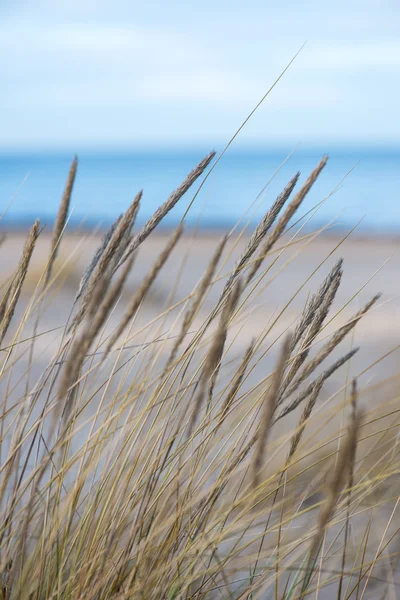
[1,1,399,149]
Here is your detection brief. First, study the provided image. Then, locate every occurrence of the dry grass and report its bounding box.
[0,152,397,600]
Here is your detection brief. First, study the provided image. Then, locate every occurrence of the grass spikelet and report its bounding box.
[0,220,40,345]
[207,278,242,404]
[281,294,380,401]
[289,257,343,353]
[252,333,292,489]
[45,156,77,285]
[222,173,299,299]
[75,215,122,301]
[71,191,141,328]
[281,259,343,395]
[275,347,359,422]
[118,151,216,269]
[188,280,242,437]
[337,378,358,598]
[246,156,328,284]
[302,387,363,593]
[0,284,12,326]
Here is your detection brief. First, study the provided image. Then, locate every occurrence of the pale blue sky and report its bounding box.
[1,0,400,150]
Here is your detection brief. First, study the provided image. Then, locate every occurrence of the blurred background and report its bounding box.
[0,0,399,232]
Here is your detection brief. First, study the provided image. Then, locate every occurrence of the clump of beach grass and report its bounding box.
[0,149,397,600]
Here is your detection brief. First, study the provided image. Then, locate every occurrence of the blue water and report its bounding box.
[0,148,399,232]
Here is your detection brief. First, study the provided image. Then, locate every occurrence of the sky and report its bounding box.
[1,0,400,150]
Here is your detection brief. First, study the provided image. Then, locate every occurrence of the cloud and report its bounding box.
[0,1,399,149]
[304,41,400,70]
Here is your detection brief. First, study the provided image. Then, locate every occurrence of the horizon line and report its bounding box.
[1,143,400,157]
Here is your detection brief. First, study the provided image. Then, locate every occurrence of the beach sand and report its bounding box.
[1,228,399,443]
[3,229,399,372]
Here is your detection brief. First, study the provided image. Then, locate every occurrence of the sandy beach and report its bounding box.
[1,227,398,444]
[3,229,399,375]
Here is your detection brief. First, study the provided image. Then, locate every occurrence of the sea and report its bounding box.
[0,148,399,234]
